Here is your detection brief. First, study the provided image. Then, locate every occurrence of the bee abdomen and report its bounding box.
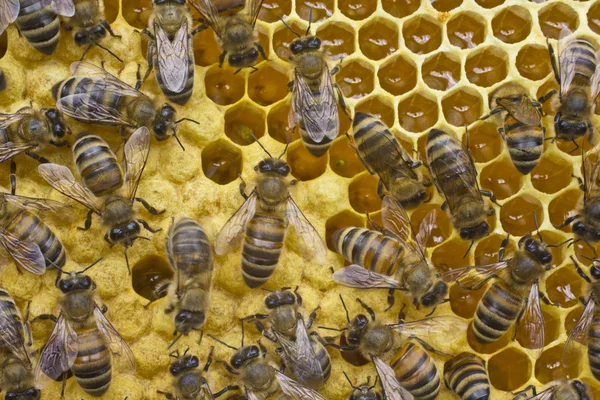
[72,330,112,396]
[74,133,123,196]
[0,287,24,352]
[241,215,285,288]
[444,353,490,400]
[588,316,600,380]
[299,129,334,158]
[155,42,195,105]
[15,0,60,54]
[332,227,401,275]
[391,342,440,400]
[472,283,522,343]
[53,77,123,123]
[311,337,331,383]
[504,117,544,175]
[170,218,213,274]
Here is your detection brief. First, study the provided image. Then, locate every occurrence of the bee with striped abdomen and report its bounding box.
[38,127,163,274]
[426,128,499,242]
[443,352,490,400]
[344,374,381,400]
[512,379,591,400]
[215,142,327,288]
[34,259,136,397]
[158,348,214,400]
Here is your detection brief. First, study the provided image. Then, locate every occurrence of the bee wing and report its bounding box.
[38,164,103,215]
[563,294,595,367]
[189,0,223,38]
[516,282,545,359]
[0,110,28,129]
[39,0,75,16]
[332,265,405,290]
[440,260,510,289]
[275,371,327,400]
[35,313,78,381]
[583,142,600,202]
[286,197,327,263]
[558,28,577,98]
[391,315,467,342]
[93,305,136,373]
[214,191,257,255]
[124,127,151,201]
[1,193,70,214]
[0,142,38,163]
[372,356,414,400]
[56,93,138,127]
[69,62,141,97]
[590,51,600,101]
[0,296,28,363]
[245,390,260,400]
[155,21,190,93]
[524,385,560,400]
[0,228,45,274]
[381,196,412,243]
[0,0,19,35]
[248,0,264,27]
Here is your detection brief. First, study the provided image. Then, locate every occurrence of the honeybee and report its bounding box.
[548,28,600,147]
[0,105,70,194]
[332,195,450,311]
[426,128,499,242]
[512,379,591,400]
[38,127,163,273]
[214,142,327,288]
[351,113,428,207]
[190,0,267,72]
[158,348,214,400]
[34,260,136,397]
[344,373,381,400]
[443,352,490,400]
[0,0,75,54]
[52,62,194,147]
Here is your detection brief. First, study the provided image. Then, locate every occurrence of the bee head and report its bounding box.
[230,345,260,369]
[519,236,552,265]
[174,310,205,334]
[153,104,177,141]
[555,117,588,137]
[264,288,298,309]
[256,159,291,176]
[346,314,369,346]
[169,354,200,376]
[350,389,381,400]
[74,25,107,46]
[5,388,40,400]
[571,380,590,400]
[108,221,141,245]
[43,108,69,140]
[58,274,95,294]
[572,221,600,243]
[290,36,321,54]
[459,221,489,241]
[228,48,259,68]
[419,281,448,308]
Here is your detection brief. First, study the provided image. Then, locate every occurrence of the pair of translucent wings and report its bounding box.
[190,0,263,39]
[0,107,42,163]
[0,0,75,35]
[37,126,151,214]
[245,371,326,400]
[561,292,596,368]
[35,304,135,382]
[0,193,69,275]
[556,28,600,102]
[582,140,600,202]
[214,191,327,262]
[521,381,581,400]
[154,20,190,94]
[0,292,29,364]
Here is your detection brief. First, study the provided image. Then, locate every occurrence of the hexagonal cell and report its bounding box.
[358,18,398,61]
[475,0,504,8]
[480,158,524,200]
[201,139,243,185]
[296,0,334,22]
[248,63,288,106]
[338,0,377,21]
[355,96,395,128]
[450,284,487,319]
[574,240,600,268]
[500,194,544,236]
[546,263,585,308]
[397,92,439,133]
[204,66,245,106]
[131,255,174,302]
[447,11,486,49]
[474,234,517,266]
[463,122,503,164]
[273,21,305,61]
[381,0,420,19]
[122,0,152,29]
[336,60,375,99]
[329,135,366,178]
[422,52,461,91]
[588,1,600,35]
[431,0,462,12]
[325,210,364,251]
[317,22,356,61]
[267,100,299,145]
[193,29,222,67]
[541,308,561,346]
[530,155,573,195]
[410,205,451,247]
[467,320,512,355]
[538,3,579,39]
[224,103,266,146]
[104,0,119,24]
[535,344,581,384]
[516,44,552,81]
[286,141,328,181]
[378,54,417,96]
[465,46,509,88]
[348,173,382,214]
[431,238,471,270]
[441,87,483,127]
[259,0,292,23]
[548,189,582,233]
[491,6,532,44]
[402,15,442,55]
[565,306,584,334]
[488,348,532,391]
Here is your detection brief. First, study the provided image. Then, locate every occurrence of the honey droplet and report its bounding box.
[480,158,524,200]
[422,52,461,91]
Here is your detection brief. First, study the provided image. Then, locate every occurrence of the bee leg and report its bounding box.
[547,39,560,88]
[376,180,386,199]
[397,303,406,323]
[498,233,511,261]
[307,305,321,329]
[440,201,448,212]
[255,42,268,61]
[216,360,240,375]
[323,342,356,352]
[78,209,94,231]
[480,190,502,208]
[135,197,165,215]
[218,51,227,68]
[356,298,376,321]
[570,256,592,283]
[156,391,176,400]
[539,291,558,307]
[144,281,170,308]
[385,289,395,312]
[478,107,503,121]
[511,384,536,399]
[100,20,121,39]
[569,139,580,154]
[571,173,585,190]
[203,346,215,371]
[135,63,144,90]
[9,160,16,195]
[138,218,162,233]
[406,336,452,357]
[25,152,49,164]
[24,300,32,347]
[212,385,240,398]
[104,232,113,247]
[330,59,343,76]
[190,23,208,36]
[333,83,352,121]
[142,41,155,83]
[239,176,248,199]
[554,214,579,229]
[31,313,58,324]
[287,80,294,92]
[60,373,67,398]
[536,89,556,105]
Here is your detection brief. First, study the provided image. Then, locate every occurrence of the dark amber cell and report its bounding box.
[516,44,552,81]
[410,205,451,247]
[201,139,243,185]
[441,88,483,127]
[530,156,573,194]
[193,29,221,67]
[296,0,334,22]
[104,0,119,24]
[431,239,471,272]
[467,321,512,355]
[338,0,377,20]
[465,46,509,88]
[273,21,305,61]
[224,103,266,146]
[259,0,292,23]
[358,18,398,61]
[397,93,439,133]
[248,64,288,106]
[475,0,504,8]
[267,101,299,145]
[329,136,366,178]
[339,334,369,366]
[325,210,364,251]
[450,284,487,319]
[378,55,417,96]
[287,141,328,181]
[488,348,532,391]
[574,241,600,267]
[0,31,6,59]
[317,23,356,61]
[537,79,560,117]
[463,122,503,164]
[475,234,516,267]
[431,0,462,11]
[480,159,523,201]
[548,189,582,233]
[538,3,580,39]
[539,230,567,270]
[381,0,420,19]
[204,66,245,106]
[402,15,442,55]
[131,255,174,302]
[355,96,395,128]
[546,264,585,308]
[122,0,152,29]
[565,306,584,334]
[535,344,581,384]
[422,52,461,91]
[348,174,382,214]
[336,60,375,99]
[491,6,532,44]
[447,12,486,49]
[500,194,544,236]
[588,1,600,35]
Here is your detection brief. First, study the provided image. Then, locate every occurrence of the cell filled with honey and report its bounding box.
[480,158,524,200]
[267,100,299,144]
[530,155,573,195]
[201,139,243,185]
[431,0,462,12]
[329,135,366,178]
[296,0,333,22]
[338,0,377,21]
[499,193,544,236]
[431,238,471,271]
[286,141,328,181]
[565,306,584,334]
[465,46,509,87]
[474,234,516,266]
[589,0,600,35]
[463,121,503,164]
[259,0,292,23]
[131,255,174,302]
[381,0,420,19]
[355,96,395,128]
[538,3,580,39]
[548,189,582,233]
[441,87,483,127]
[0,31,7,59]
[204,66,245,106]
[449,284,487,319]
[104,0,119,24]
[378,54,417,96]
[402,15,442,55]
[193,28,222,67]
[535,344,581,384]
[122,0,152,29]
[540,229,568,270]
[546,263,585,308]
[475,0,504,8]
[516,44,552,81]
[410,204,452,247]
[325,210,364,251]
[358,18,398,61]
[224,102,266,146]
[487,348,532,391]
[491,6,532,44]
[348,173,382,214]
[317,22,356,61]
[574,241,600,267]
[336,60,375,99]
[248,63,289,106]
[421,51,461,91]
[397,92,439,133]
[541,308,561,347]
[447,11,487,49]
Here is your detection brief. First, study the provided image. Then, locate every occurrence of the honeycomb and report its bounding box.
[1,0,600,399]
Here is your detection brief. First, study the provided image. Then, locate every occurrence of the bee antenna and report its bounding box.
[168,332,184,350]
[44,257,65,274]
[339,294,350,322]
[172,130,186,151]
[261,287,274,293]
[462,240,475,259]
[278,16,300,37]
[168,349,180,358]
[277,141,289,159]
[533,211,544,242]
[80,44,93,61]
[95,43,123,63]
[250,133,273,158]
[207,334,237,350]
[370,376,378,391]
[547,238,573,248]
[317,325,346,332]
[124,246,131,275]
[240,318,245,347]
[306,7,313,36]
[78,257,104,274]
[343,371,359,390]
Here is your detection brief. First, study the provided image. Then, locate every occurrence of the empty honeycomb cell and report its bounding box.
[431,0,462,12]
[338,0,377,21]
[447,12,486,50]
[530,155,573,194]
[500,194,544,236]
[248,63,289,106]
[355,96,395,128]
[467,321,512,355]
[465,46,509,88]
[565,306,584,334]
[589,0,600,34]
[259,0,292,23]
[480,158,523,200]
[516,44,552,81]
[441,87,483,127]
[464,122,503,164]
[122,0,152,29]
[287,141,328,181]
[358,18,398,61]
[104,0,119,24]
[535,344,581,384]
[431,238,471,271]
[325,210,364,251]
[548,189,582,233]
[348,173,382,214]
[421,52,461,91]
[410,205,451,247]
[329,135,367,178]
[273,21,306,61]
[546,264,585,308]
[201,139,243,185]
[267,100,300,144]
[193,29,222,67]
[449,284,487,319]
[378,54,417,96]
[204,66,245,106]
[475,0,504,8]
[474,233,516,266]
[131,255,174,302]
[397,92,439,133]
[491,6,532,44]
[402,15,442,55]
[224,103,266,146]
[317,22,356,61]
[538,3,580,39]
[488,348,532,391]
[336,60,375,99]
[296,0,334,23]
[381,0,420,19]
